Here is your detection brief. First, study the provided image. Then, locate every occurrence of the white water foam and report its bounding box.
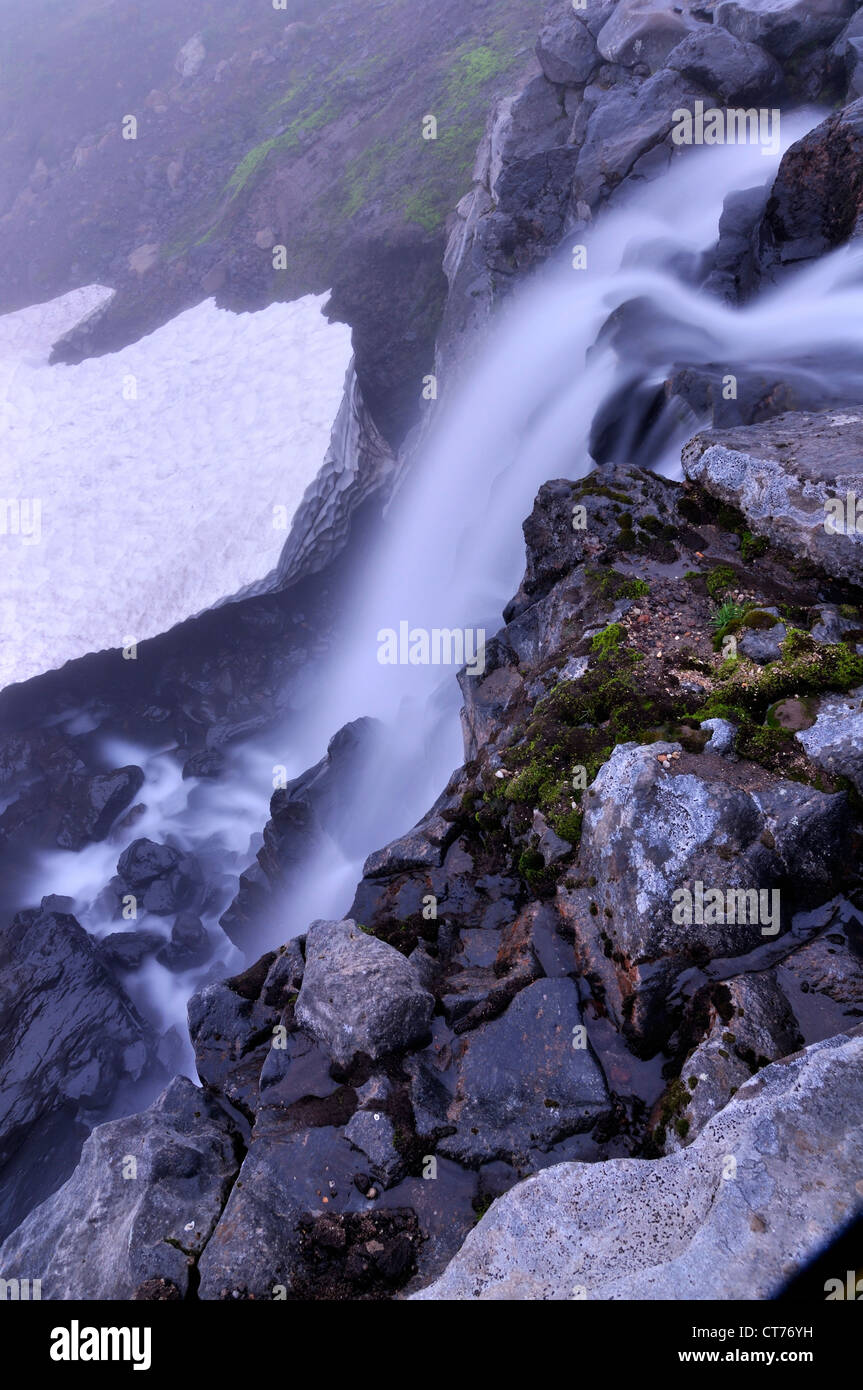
[0,287,352,690]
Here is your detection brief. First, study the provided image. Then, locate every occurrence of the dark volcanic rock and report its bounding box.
[0,1076,240,1299]
[0,907,155,1237]
[536,6,601,86]
[55,765,145,851]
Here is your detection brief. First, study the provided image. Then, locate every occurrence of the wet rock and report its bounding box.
[56,765,145,851]
[197,1126,361,1299]
[344,1109,404,1186]
[666,26,784,104]
[413,1030,863,1299]
[558,742,850,1052]
[156,913,211,971]
[0,908,154,1192]
[0,1077,240,1300]
[574,70,704,209]
[427,979,610,1164]
[682,409,863,585]
[362,787,460,876]
[810,603,860,644]
[187,953,280,1119]
[797,686,863,794]
[99,930,164,972]
[665,973,802,1149]
[754,99,863,281]
[296,919,434,1067]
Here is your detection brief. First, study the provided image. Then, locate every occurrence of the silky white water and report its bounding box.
[32,109,863,1063]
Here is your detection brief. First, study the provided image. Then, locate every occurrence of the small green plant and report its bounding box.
[710,600,748,636]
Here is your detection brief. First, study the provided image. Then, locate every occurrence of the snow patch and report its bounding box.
[0,287,352,690]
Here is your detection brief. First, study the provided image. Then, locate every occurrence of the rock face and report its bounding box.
[559,742,849,1053]
[0,1077,240,1300]
[682,410,863,584]
[296,919,434,1067]
[666,26,784,103]
[413,1029,863,1299]
[0,907,155,1238]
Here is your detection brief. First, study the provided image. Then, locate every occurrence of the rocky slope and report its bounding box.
[4,0,863,1298]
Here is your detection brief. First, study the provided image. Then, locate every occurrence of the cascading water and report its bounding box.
[31,108,863,1074]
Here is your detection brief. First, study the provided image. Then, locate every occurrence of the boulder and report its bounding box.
[0,1077,240,1300]
[682,410,863,585]
[295,919,434,1067]
[412,1030,863,1299]
[715,0,854,62]
[666,27,784,104]
[596,0,699,71]
[536,8,600,86]
[755,99,863,279]
[55,765,144,850]
[197,1126,361,1299]
[557,742,850,1052]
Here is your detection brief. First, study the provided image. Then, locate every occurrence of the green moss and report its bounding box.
[741,531,769,562]
[590,623,625,660]
[403,189,445,233]
[706,565,737,601]
[585,567,649,602]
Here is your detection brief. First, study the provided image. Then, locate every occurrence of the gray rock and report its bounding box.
[188,957,281,1119]
[665,973,802,1149]
[575,70,704,208]
[810,604,860,644]
[596,0,699,71]
[362,786,460,876]
[666,26,784,104]
[702,717,738,756]
[413,1029,863,1299]
[682,410,863,586]
[55,765,145,851]
[99,929,164,972]
[197,1125,360,1299]
[536,8,600,86]
[296,919,434,1067]
[156,913,210,971]
[557,742,850,1051]
[797,686,863,794]
[0,1077,240,1299]
[739,620,787,664]
[0,907,154,1177]
[432,979,610,1164]
[715,0,853,62]
[344,1108,404,1185]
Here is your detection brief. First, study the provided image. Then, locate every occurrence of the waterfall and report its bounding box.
[30,107,863,1058]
